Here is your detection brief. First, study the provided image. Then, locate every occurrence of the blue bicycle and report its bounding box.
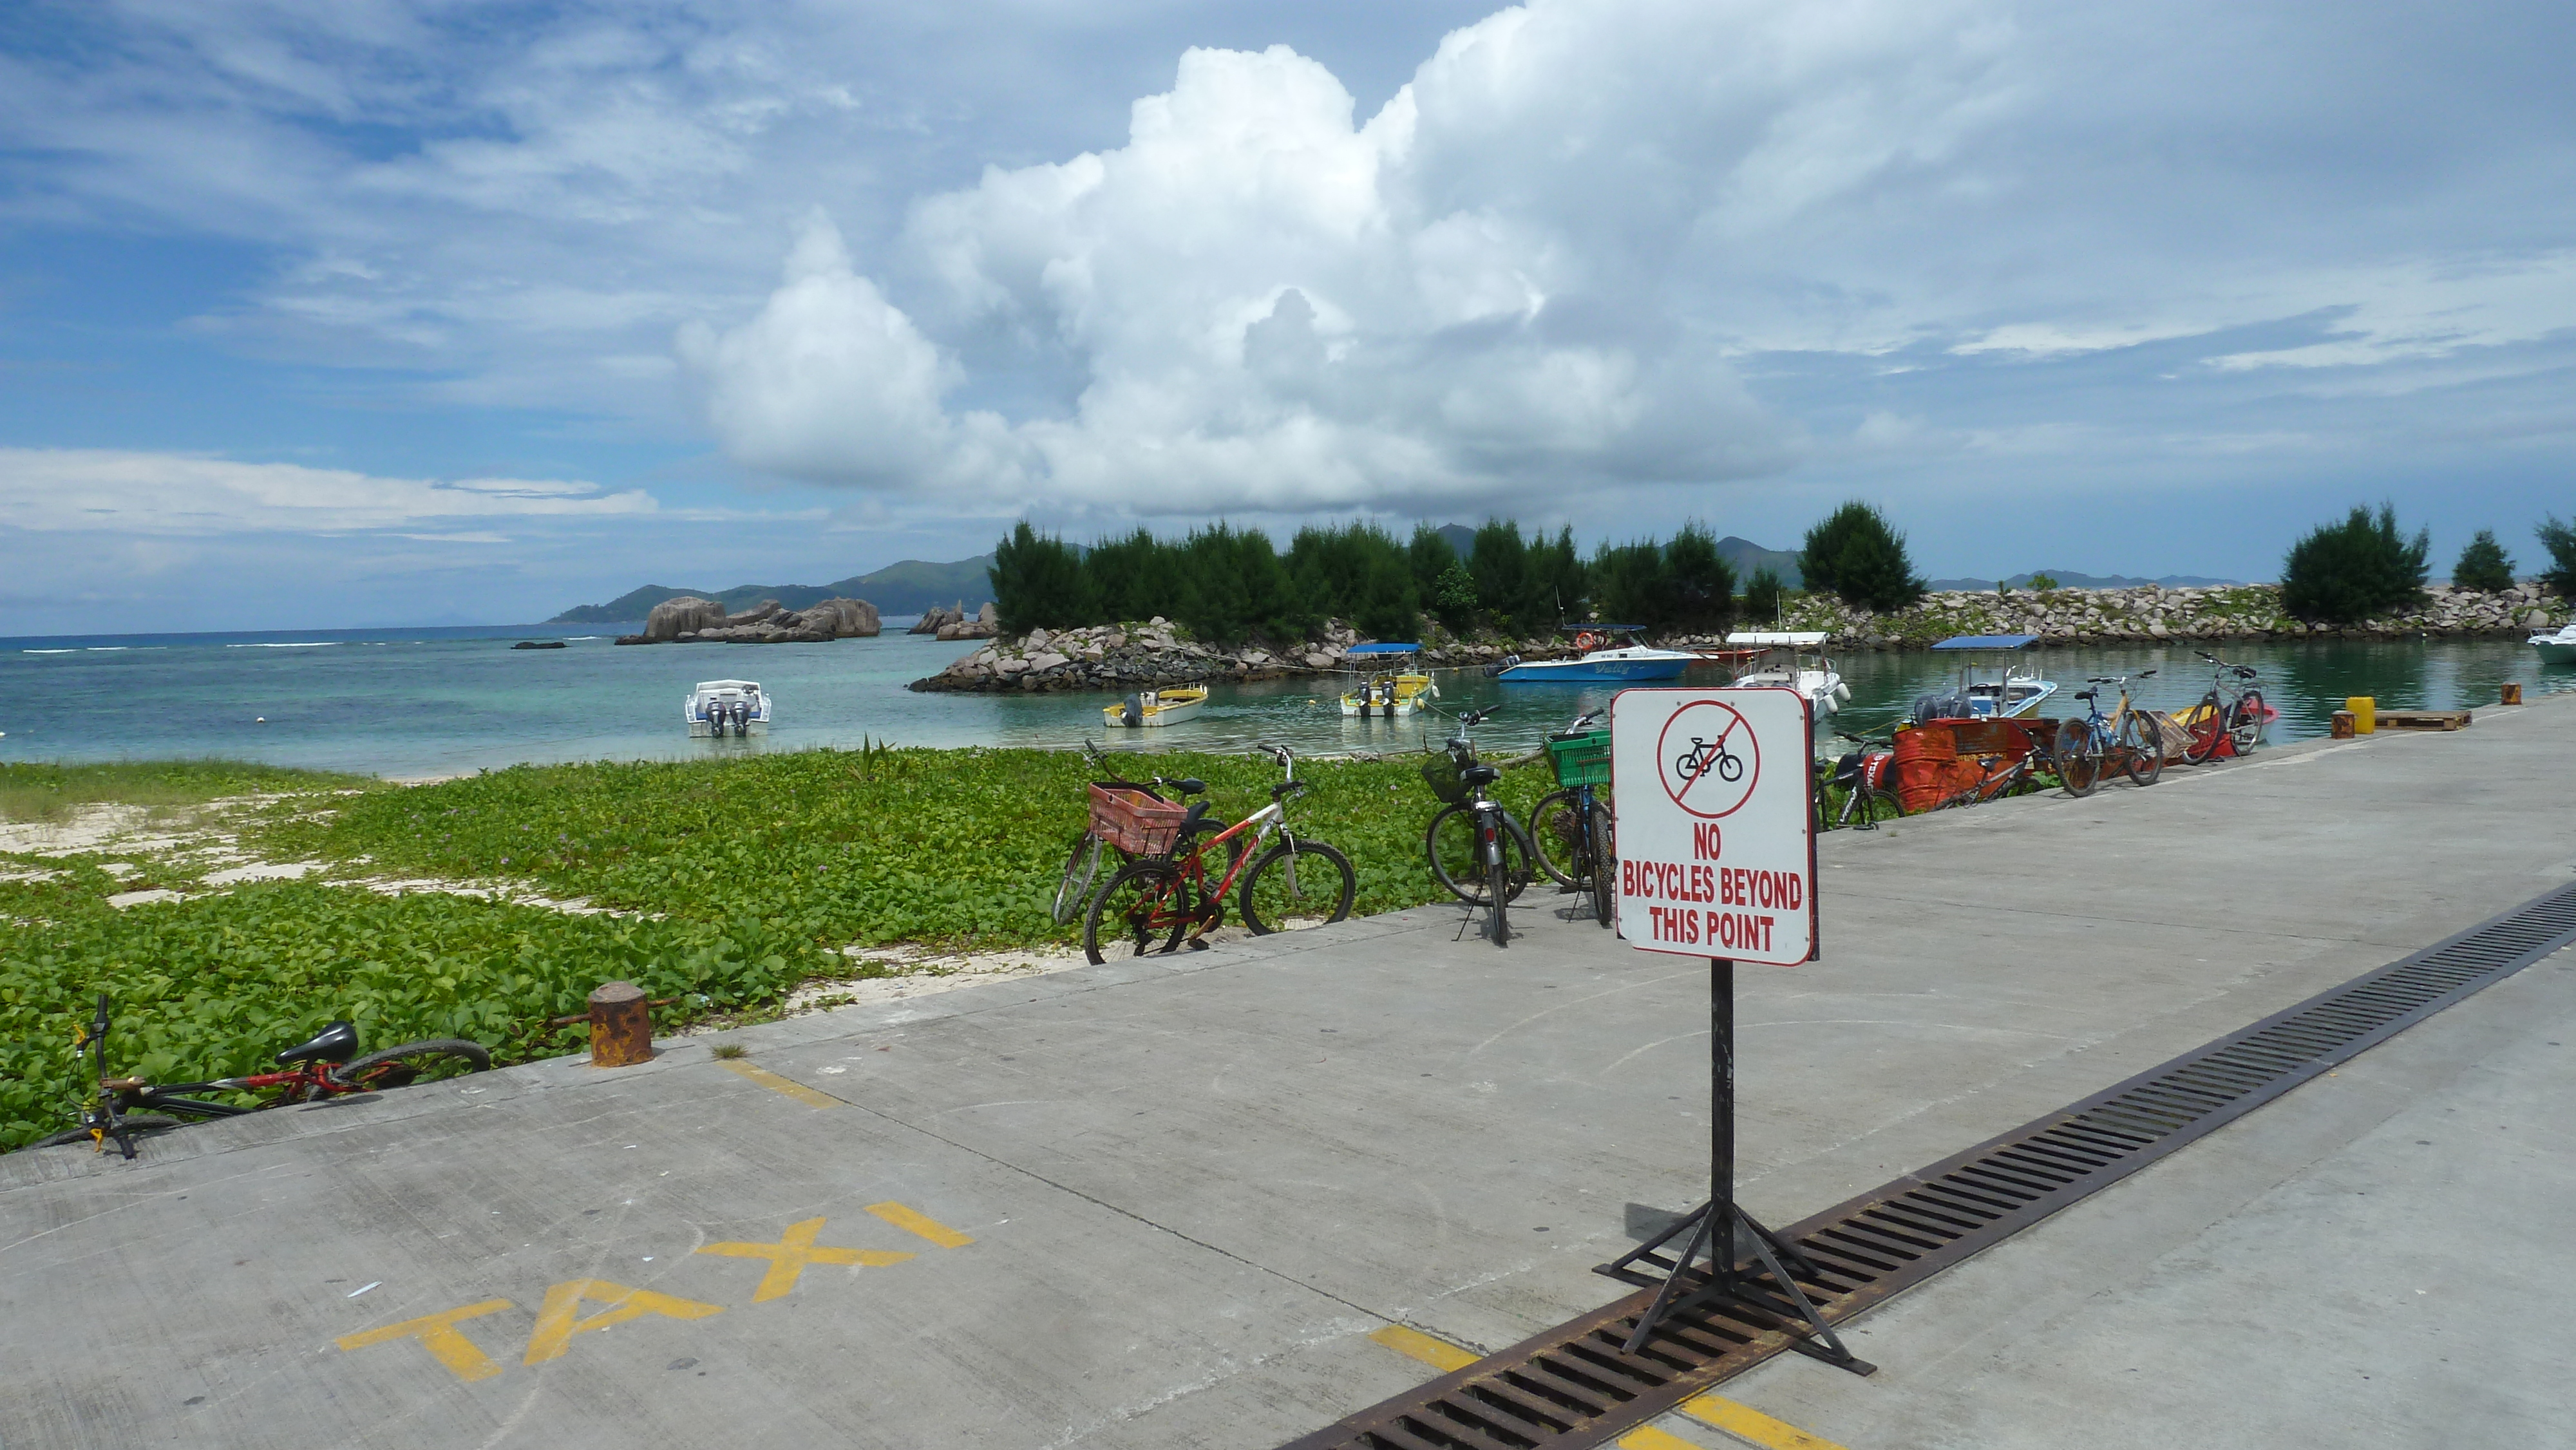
[2057,670,2164,796]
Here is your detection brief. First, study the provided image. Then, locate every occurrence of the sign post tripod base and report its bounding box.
[1591,958,1876,1373]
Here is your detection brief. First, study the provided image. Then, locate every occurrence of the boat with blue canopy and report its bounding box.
[1913,634,2058,720]
[1340,643,1440,717]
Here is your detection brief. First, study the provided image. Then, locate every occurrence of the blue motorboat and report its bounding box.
[1492,626,1705,684]
[1914,634,2058,719]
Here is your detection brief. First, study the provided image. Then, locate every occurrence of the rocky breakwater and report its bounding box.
[1772,582,2566,649]
[911,618,1370,693]
[911,601,1000,641]
[616,595,880,645]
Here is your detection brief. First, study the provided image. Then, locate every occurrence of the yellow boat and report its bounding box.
[1104,686,1208,729]
[1341,673,1439,717]
[1338,643,1438,717]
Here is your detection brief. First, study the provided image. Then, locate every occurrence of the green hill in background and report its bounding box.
[549,555,996,623]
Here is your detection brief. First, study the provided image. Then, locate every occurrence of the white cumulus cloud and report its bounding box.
[685,1,2015,516]
[0,449,657,536]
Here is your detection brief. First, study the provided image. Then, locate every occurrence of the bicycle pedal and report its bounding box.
[1185,937,1211,952]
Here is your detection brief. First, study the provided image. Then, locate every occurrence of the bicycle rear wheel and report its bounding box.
[1586,800,1616,930]
[2125,715,2164,786]
[334,1040,491,1091]
[1238,840,1356,934]
[2181,692,2227,765]
[1084,861,1192,963]
[2059,719,2103,796]
[1426,805,1535,905]
[1528,788,1586,888]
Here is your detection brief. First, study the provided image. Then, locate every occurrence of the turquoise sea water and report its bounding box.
[1,623,2567,778]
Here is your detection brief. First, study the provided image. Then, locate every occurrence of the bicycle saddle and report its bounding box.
[1166,777,1207,795]
[278,1020,359,1066]
[2074,688,2099,702]
[1461,763,1501,788]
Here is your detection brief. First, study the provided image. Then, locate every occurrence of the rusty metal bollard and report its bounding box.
[2329,710,2357,739]
[2502,682,2524,705]
[588,981,654,1068]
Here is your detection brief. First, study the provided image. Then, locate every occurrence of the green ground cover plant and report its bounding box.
[254,745,1546,947]
[0,858,814,1152]
[0,759,374,822]
[3,745,1556,1154]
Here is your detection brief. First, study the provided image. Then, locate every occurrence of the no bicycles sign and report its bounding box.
[1610,688,1817,966]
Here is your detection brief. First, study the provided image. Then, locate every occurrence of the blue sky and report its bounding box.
[2,0,2570,630]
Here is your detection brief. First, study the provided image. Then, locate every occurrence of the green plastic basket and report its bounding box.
[1546,730,1612,787]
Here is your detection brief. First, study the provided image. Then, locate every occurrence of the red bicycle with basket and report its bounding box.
[1080,743,1355,961]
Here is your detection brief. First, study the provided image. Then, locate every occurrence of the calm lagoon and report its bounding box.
[2,625,2566,778]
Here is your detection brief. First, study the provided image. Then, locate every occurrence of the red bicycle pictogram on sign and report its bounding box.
[1654,700,1760,818]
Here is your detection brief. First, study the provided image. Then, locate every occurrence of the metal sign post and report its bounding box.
[1593,688,1873,1373]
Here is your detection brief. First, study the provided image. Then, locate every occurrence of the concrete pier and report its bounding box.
[5,694,2571,1449]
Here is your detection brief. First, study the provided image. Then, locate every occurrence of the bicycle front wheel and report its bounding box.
[1484,850,1513,945]
[1426,805,1535,905]
[1586,799,1617,930]
[1528,788,1587,888]
[1084,861,1191,963]
[1239,840,1356,935]
[35,1115,187,1149]
[2059,720,2103,796]
[2125,715,2164,786]
[335,1040,491,1091]
[1052,831,1104,925]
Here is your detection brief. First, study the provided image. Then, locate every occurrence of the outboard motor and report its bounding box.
[1484,654,1521,677]
[1121,693,1144,728]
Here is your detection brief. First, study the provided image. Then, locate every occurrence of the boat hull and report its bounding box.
[1495,657,1690,683]
[1341,673,1439,716]
[1103,688,1209,728]
[2533,639,2576,665]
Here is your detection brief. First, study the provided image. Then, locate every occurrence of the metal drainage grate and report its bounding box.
[1282,881,2576,1450]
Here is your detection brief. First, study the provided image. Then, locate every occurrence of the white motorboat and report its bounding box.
[1723,631,1849,717]
[2530,623,2576,665]
[1915,634,2059,719]
[1493,626,1705,683]
[687,679,770,737]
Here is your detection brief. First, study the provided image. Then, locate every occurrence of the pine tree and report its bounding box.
[2280,505,2428,623]
[1798,503,1924,613]
[2450,530,2514,592]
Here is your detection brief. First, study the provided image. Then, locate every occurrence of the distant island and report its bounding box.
[549,555,996,623]
[1924,570,2244,591]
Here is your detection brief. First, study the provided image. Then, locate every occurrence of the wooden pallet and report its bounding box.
[2376,709,2472,731]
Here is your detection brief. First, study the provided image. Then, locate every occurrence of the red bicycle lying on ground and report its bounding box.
[38,995,491,1158]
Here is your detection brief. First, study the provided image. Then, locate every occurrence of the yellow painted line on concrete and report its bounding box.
[695,1216,913,1301]
[864,1200,976,1248]
[714,1057,841,1109]
[1363,1322,1848,1450]
[336,1298,514,1382]
[1680,1393,1852,1450]
[1368,1323,1479,1372]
